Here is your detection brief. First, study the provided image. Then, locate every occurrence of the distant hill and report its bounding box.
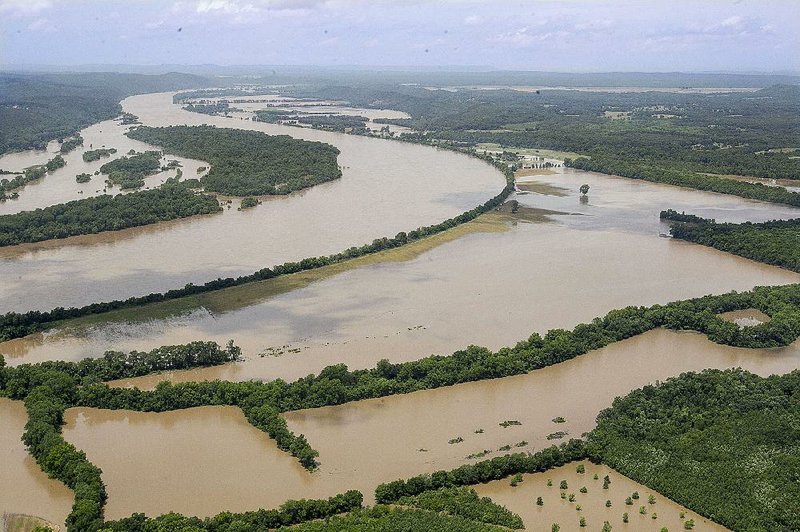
[0,72,214,156]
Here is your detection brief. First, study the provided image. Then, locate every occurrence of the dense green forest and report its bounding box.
[0,72,212,155]
[294,114,369,132]
[294,83,799,181]
[588,369,800,531]
[0,179,221,247]
[278,505,510,531]
[126,125,342,196]
[662,210,800,272]
[99,150,162,189]
[59,135,84,154]
[396,487,523,529]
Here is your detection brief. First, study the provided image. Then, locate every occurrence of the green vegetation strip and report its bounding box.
[99,151,161,189]
[396,487,523,529]
[0,153,514,341]
[100,491,364,532]
[0,180,221,248]
[662,209,800,272]
[126,125,342,196]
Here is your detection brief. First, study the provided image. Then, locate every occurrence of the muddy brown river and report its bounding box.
[2,91,799,527]
[56,329,799,521]
[0,399,73,526]
[0,92,503,313]
[3,166,797,384]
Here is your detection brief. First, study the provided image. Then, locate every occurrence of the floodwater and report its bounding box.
[4,166,798,383]
[474,461,727,531]
[59,329,800,519]
[61,406,309,521]
[0,91,503,313]
[719,308,771,327]
[0,399,73,528]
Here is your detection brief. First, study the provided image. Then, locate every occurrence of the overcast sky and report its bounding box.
[1,0,798,72]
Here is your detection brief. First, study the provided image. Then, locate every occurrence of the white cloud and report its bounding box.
[0,0,53,16]
[464,15,482,26]
[27,17,55,32]
[490,26,571,47]
[195,0,258,14]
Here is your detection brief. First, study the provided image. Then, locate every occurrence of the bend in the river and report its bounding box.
[0,91,505,313]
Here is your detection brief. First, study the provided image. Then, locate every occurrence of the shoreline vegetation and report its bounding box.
[661,209,800,272]
[0,153,67,201]
[0,179,222,248]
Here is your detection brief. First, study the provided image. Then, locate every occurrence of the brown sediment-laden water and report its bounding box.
[60,330,800,519]
[0,92,504,313]
[0,398,73,526]
[3,165,797,385]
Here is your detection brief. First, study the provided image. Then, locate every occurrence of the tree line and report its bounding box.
[0,179,221,248]
[566,155,800,207]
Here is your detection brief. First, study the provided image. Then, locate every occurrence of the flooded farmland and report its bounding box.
[59,329,800,520]
[474,461,728,531]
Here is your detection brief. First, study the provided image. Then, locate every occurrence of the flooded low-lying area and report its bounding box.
[4,167,797,384]
[474,461,727,531]
[719,308,772,328]
[59,329,800,519]
[0,399,73,528]
[61,405,310,521]
[0,91,503,313]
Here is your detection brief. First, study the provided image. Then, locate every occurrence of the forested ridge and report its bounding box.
[0,179,221,247]
[0,72,212,156]
[126,125,342,196]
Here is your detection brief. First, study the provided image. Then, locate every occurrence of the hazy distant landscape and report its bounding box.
[0,1,798,531]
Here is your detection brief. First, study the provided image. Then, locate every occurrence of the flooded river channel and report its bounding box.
[2,90,798,527]
[3,166,797,385]
[0,92,503,313]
